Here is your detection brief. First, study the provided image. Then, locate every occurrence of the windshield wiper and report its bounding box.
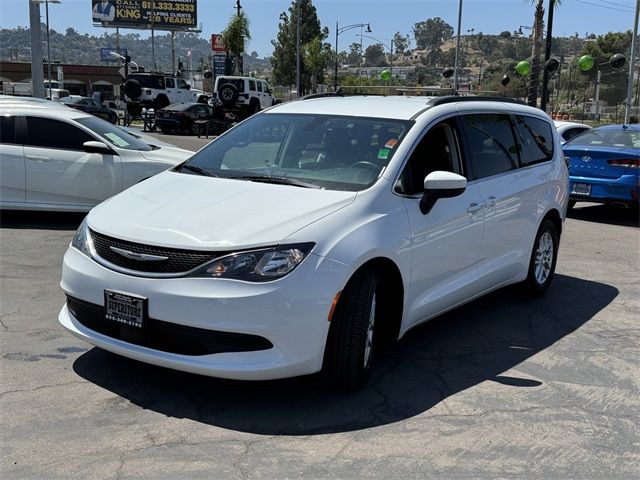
[230,175,321,189]
[180,164,218,177]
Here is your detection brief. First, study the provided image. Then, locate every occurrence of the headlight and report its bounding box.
[71,218,93,257]
[193,243,315,281]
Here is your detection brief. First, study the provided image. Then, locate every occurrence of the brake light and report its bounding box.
[607,159,639,168]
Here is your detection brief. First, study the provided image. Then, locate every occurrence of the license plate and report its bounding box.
[571,183,591,195]
[104,290,147,329]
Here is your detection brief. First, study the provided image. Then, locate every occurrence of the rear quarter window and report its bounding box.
[513,115,554,167]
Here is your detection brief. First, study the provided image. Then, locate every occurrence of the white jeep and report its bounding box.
[212,76,275,115]
[124,73,208,110]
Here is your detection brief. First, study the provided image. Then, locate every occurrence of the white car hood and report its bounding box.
[138,146,193,165]
[88,171,357,250]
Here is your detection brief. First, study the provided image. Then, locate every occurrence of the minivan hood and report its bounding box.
[88,171,357,250]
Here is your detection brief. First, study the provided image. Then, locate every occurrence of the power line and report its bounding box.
[588,0,634,8]
[573,0,634,12]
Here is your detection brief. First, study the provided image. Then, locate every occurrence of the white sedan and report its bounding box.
[0,104,193,211]
[554,120,591,144]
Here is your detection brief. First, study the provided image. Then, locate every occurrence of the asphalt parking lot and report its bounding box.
[1,132,638,479]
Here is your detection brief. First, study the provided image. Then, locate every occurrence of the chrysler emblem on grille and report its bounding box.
[109,246,169,262]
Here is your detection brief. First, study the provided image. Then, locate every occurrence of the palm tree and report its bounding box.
[526,0,561,107]
[222,11,251,75]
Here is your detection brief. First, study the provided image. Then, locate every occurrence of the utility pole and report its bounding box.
[623,0,639,123]
[29,0,45,98]
[296,0,301,97]
[453,0,463,91]
[151,3,156,71]
[171,31,176,74]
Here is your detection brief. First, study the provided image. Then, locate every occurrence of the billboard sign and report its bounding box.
[213,55,226,76]
[91,0,197,30]
[211,34,225,52]
[100,47,127,62]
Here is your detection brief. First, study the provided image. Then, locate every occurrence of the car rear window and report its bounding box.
[164,103,194,111]
[566,129,640,149]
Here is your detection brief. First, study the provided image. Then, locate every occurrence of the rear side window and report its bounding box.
[460,114,518,179]
[0,116,16,144]
[257,81,263,92]
[513,115,554,167]
[165,78,175,88]
[249,79,256,91]
[25,117,94,151]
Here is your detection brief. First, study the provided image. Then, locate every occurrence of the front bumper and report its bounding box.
[569,174,639,204]
[59,247,352,380]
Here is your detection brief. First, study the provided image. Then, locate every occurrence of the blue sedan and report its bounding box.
[563,124,639,209]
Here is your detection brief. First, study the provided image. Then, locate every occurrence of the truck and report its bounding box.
[1,81,70,101]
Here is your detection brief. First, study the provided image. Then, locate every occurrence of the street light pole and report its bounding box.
[29,0,45,98]
[334,22,371,91]
[296,0,301,97]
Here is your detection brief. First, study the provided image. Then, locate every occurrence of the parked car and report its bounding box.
[563,124,639,209]
[58,96,568,388]
[155,102,227,135]
[124,73,208,110]
[554,120,591,144]
[0,104,193,211]
[59,96,118,124]
[212,76,275,115]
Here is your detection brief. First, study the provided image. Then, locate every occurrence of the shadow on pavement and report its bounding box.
[0,210,86,231]
[73,274,617,435]
[568,203,639,228]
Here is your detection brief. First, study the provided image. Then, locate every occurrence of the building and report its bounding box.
[0,61,123,100]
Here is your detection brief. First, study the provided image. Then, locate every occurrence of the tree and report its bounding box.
[271,0,326,93]
[221,11,251,75]
[393,32,409,54]
[413,17,453,52]
[500,31,512,39]
[303,36,332,91]
[364,44,387,67]
[346,42,362,66]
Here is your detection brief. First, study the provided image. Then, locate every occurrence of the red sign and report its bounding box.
[211,34,226,52]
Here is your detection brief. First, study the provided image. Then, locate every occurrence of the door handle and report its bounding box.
[485,196,497,208]
[467,202,483,213]
[26,155,50,162]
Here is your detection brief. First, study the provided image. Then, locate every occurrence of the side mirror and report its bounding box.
[83,141,113,155]
[420,171,467,215]
[266,88,272,94]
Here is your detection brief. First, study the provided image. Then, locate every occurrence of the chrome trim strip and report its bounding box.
[109,246,169,262]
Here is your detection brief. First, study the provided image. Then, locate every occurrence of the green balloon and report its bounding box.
[380,69,391,81]
[515,60,531,76]
[577,55,596,71]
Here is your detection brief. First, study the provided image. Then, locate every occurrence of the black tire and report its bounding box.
[521,219,559,296]
[217,83,239,106]
[124,79,142,100]
[323,269,380,389]
[153,95,170,111]
[159,127,171,134]
[250,99,261,115]
[568,200,576,210]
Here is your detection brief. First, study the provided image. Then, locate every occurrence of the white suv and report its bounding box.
[124,73,208,110]
[59,95,569,388]
[213,76,275,114]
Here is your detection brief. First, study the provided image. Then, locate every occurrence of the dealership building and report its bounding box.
[0,61,124,99]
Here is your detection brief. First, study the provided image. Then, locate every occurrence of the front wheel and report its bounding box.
[322,269,379,389]
[521,220,559,296]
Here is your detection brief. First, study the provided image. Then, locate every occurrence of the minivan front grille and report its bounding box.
[90,229,222,274]
[66,295,273,356]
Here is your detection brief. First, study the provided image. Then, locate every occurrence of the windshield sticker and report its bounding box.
[104,133,130,148]
[378,148,390,160]
[385,139,398,149]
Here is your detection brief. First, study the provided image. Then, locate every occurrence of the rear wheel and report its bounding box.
[323,269,379,389]
[521,220,559,296]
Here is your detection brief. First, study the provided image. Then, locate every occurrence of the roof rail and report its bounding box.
[426,96,525,106]
[300,88,344,101]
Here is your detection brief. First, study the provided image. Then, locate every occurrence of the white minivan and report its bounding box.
[59,96,569,388]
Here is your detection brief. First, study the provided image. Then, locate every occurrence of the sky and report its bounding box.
[0,0,637,58]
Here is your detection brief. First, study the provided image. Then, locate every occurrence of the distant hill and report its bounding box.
[0,26,271,74]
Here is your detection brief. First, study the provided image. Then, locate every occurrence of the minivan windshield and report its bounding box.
[180,113,412,191]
